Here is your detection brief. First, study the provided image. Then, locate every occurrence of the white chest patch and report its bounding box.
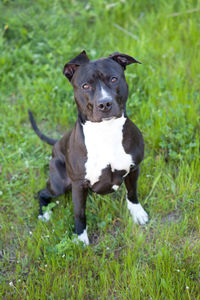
[82,116,133,186]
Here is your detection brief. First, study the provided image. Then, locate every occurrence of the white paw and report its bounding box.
[77,228,89,246]
[127,199,148,225]
[38,211,52,222]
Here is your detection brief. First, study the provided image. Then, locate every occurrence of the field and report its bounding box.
[0,0,199,299]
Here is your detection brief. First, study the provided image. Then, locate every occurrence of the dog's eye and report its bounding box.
[111,76,118,83]
[82,83,90,90]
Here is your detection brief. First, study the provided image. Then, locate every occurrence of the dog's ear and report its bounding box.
[109,52,141,70]
[63,50,90,81]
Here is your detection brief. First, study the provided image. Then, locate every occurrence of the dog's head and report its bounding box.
[63,51,141,123]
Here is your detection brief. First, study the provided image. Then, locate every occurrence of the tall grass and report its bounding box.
[0,0,199,298]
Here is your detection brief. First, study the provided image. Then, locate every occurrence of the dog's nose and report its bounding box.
[97,99,112,112]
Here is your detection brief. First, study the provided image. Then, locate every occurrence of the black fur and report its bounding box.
[28,110,57,146]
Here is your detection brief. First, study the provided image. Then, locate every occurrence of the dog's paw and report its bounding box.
[74,228,89,246]
[127,199,148,225]
[38,211,52,222]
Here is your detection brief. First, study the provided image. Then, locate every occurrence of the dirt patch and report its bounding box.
[161,210,182,224]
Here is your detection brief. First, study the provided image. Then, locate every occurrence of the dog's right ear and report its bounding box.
[63,50,90,82]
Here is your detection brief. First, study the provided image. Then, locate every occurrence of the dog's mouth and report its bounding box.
[102,116,116,121]
[94,111,124,123]
[86,101,124,123]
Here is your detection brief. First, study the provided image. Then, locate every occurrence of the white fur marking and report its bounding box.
[77,228,89,245]
[112,185,119,191]
[127,199,148,225]
[101,87,112,100]
[83,116,133,186]
[38,211,52,222]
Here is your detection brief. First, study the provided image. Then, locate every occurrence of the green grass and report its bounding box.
[0,0,200,298]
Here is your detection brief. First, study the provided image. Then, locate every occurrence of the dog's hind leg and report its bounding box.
[38,188,53,221]
[38,157,71,221]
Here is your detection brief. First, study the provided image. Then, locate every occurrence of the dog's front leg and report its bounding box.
[125,168,148,225]
[72,182,89,245]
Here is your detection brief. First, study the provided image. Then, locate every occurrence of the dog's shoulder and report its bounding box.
[123,117,144,164]
[52,130,72,157]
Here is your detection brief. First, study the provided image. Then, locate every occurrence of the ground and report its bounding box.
[0,0,199,299]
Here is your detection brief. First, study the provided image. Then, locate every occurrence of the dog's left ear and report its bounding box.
[109,52,141,70]
[63,50,90,81]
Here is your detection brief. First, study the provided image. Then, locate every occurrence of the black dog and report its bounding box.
[29,51,148,245]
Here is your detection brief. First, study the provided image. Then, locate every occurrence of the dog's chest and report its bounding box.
[82,116,133,186]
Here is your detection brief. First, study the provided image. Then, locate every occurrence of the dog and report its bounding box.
[29,51,148,245]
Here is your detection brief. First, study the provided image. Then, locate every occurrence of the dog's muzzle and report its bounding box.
[97,98,112,112]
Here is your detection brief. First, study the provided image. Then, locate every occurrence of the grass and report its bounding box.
[0,0,199,298]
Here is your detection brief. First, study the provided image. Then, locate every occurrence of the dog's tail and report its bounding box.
[28,110,58,146]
